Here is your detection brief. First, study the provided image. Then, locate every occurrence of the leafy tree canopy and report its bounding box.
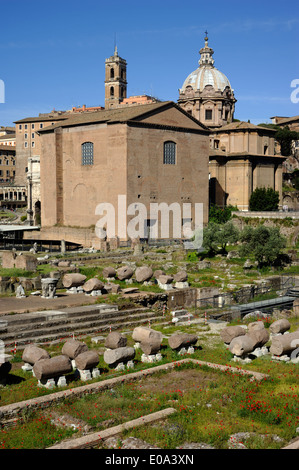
[239,225,286,266]
[203,221,239,255]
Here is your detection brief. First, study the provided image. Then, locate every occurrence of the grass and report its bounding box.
[0,211,15,219]
[1,317,299,449]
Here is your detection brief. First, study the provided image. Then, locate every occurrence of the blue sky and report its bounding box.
[0,0,298,127]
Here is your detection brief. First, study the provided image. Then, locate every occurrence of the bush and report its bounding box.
[239,225,286,267]
[249,187,279,211]
[209,204,238,224]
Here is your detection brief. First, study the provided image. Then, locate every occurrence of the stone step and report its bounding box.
[1,305,165,350]
[0,304,119,328]
[1,309,157,343]
[0,306,149,334]
[5,314,167,351]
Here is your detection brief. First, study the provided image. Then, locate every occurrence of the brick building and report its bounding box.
[36,101,210,248]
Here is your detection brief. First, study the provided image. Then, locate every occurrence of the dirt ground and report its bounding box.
[136,368,217,394]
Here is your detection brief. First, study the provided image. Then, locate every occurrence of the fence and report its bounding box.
[195,275,298,313]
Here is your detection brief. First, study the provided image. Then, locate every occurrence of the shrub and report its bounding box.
[249,187,279,211]
[209,204,238,224]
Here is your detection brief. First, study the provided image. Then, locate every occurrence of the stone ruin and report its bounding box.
[168,333,198,355]
[62,339,100,381]
[132,326,163,363]
[0,341,12,387]
[2,250,38,271]
[41,278,59,299]
[220,319,299,364]
[269,319,299,363]
[171,308,193,324]
[21,339,100,389]
[103,332,135,370]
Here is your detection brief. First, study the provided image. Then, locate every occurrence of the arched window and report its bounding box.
[163,141,176,165]
[110,86,114,97]
[82,142,94,165]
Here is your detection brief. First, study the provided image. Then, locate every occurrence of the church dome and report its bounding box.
[178,34,236,128]
[179,34,233,95]
[181,66,232,93]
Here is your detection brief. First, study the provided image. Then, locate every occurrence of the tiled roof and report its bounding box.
[14,114,69,124]
[38,101,176,133]
[214,121,276,133]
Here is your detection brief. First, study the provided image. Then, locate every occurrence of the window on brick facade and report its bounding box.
[163,141,176,165]
[110,86,114,97]
[81,142,94,165]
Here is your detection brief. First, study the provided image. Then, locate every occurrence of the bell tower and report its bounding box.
[105,46,127,109]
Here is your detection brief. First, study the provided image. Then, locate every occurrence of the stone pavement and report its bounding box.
[0,293,99,316]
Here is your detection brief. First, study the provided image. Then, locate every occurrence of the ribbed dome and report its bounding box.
[179,35,233,94]
[181,66,232,93]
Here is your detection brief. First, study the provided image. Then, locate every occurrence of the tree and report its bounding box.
[209,204,238,224]
[275,126,299,157]
[239,225,286,267]
[249,187,279,211]
[203,221,239,255]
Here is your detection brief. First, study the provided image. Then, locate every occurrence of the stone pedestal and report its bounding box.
[141,353,162,363]
[174,281,189,289]
[38,375,67,389]
[22,362,33,372]
[178,346,195,355]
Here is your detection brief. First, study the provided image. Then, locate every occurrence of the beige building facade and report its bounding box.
[208,121,285,210]
[37,101,209,247]
[14,112,69,224]
[178,35,285,211]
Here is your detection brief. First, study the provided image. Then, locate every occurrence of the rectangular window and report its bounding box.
[40,123,43,129]
[82,142,94,165]
[24,133,28,139]
[205,109,213,120]
[32,124,35,129]
[24,124,28,130]
[19,124,22,130]
[32,142,35,148]
[32,133,35,139]
[163,141,176,165]
[24,142,28,148]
